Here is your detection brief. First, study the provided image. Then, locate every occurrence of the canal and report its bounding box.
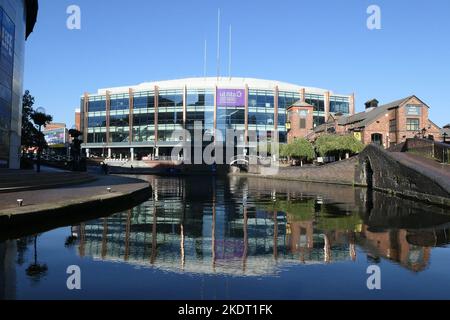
[1,175,450,300]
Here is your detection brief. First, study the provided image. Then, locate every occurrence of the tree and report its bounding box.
[21,91,53,152]
[315,134,365,160]
[21,90,39,153]
[290,138,315,166]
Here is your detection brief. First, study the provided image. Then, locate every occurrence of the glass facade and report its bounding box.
[278,91,300,143]
[248,89,275,141]
[0,0,30,168]
[330,96,350,114]
[158,89,183,142]
[86,95,107,143]
[133,91,155,142]
[82,82,352,150]
[186,89,214,139]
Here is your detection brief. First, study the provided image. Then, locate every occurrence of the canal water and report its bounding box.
[1,175,450,300]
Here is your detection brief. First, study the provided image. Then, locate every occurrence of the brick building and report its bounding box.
[305,95,443,148]
[286,101,314,143]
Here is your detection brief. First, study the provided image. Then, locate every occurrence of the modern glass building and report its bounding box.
[80,77,354,159]
[0,0,38,168]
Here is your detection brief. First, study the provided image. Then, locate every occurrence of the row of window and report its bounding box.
[83,92,349,114]
[87,128,291,144]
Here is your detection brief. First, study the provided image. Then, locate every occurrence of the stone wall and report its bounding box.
[248,157,358,186]
[356,144,450,206]
[405,138,450,163]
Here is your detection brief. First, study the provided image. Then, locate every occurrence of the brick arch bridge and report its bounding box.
[355,144,450,207]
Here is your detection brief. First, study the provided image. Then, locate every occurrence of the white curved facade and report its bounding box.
[81,77,354,159]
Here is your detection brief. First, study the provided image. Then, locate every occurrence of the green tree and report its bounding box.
[315,134,365,160]
[21,90,39,153]
[287,138,315,166]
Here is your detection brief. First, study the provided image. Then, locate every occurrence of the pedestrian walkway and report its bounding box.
[0,174,150,217]
[0,167,96,193]
[390,152,450,191]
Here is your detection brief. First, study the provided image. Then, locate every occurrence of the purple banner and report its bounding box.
[217,89,245,107]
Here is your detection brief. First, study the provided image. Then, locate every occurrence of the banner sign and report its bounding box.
[217,89,245,107]
[45,128,67,146]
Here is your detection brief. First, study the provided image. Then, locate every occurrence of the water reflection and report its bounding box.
[66,176,450,276]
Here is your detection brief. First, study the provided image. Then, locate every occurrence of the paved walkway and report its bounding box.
[0,174,150,216]
[390,152,450,192]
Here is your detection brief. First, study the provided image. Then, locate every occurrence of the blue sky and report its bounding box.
[24,0,450,127]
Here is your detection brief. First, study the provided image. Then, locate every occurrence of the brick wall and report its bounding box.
[287,106,314,143]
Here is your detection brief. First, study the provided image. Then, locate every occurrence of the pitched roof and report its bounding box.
[289,100,314,108]
[338,96,416,129]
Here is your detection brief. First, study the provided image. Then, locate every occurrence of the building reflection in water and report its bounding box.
[72,176,450,276]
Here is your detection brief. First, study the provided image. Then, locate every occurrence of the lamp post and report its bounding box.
[69,127,83,171]
[32,107,49,173]
[421,128,427,139]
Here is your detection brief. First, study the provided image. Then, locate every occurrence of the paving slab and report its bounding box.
[0,174,151,218]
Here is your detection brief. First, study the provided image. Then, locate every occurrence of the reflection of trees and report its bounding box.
[25,235,48,282]
[16,237,34,266]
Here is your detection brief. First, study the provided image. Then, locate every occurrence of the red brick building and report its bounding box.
[286,101,314,143]
[305,95,443,148]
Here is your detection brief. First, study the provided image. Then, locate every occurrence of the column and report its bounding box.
[130,148,134,161]
[106,91,111,143]
[274,86,279,143]
[129,88,134,143]
[324,91,330,122]
[154,86,159,143]
[108,148,112,159]
[183,85,187,129]
[350,93,356,115]
[86,148,90,158]
[83,93,89,143]
[213,85,218,137]
[244,84,249,145]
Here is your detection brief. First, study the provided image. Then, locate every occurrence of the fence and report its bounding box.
[404,138,450,164]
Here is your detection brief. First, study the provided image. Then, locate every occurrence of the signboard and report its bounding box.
[406,105,422,116]
[217,89,245,107]
[44,128,67,147]
[354,132,362,141]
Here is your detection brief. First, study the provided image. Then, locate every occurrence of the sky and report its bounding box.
[24,0,450,128]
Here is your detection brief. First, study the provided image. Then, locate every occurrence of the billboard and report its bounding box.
[44,128,67,147]
[217,89,245,107]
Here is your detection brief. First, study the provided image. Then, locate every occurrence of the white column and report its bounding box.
[108,148,112,158]
[130,148,134,161]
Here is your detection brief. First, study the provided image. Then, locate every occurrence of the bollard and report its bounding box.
[17,199,23,207]
[107,187,112,193]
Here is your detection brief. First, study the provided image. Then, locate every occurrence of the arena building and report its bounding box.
[80,77,355,159]
[0,0,38,168]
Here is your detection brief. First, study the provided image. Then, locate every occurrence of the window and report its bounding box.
[389,119,397,132]
[299,118,306,129]
[330,96,350,114]
[299,110,308,117]
[406,118,420,131]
